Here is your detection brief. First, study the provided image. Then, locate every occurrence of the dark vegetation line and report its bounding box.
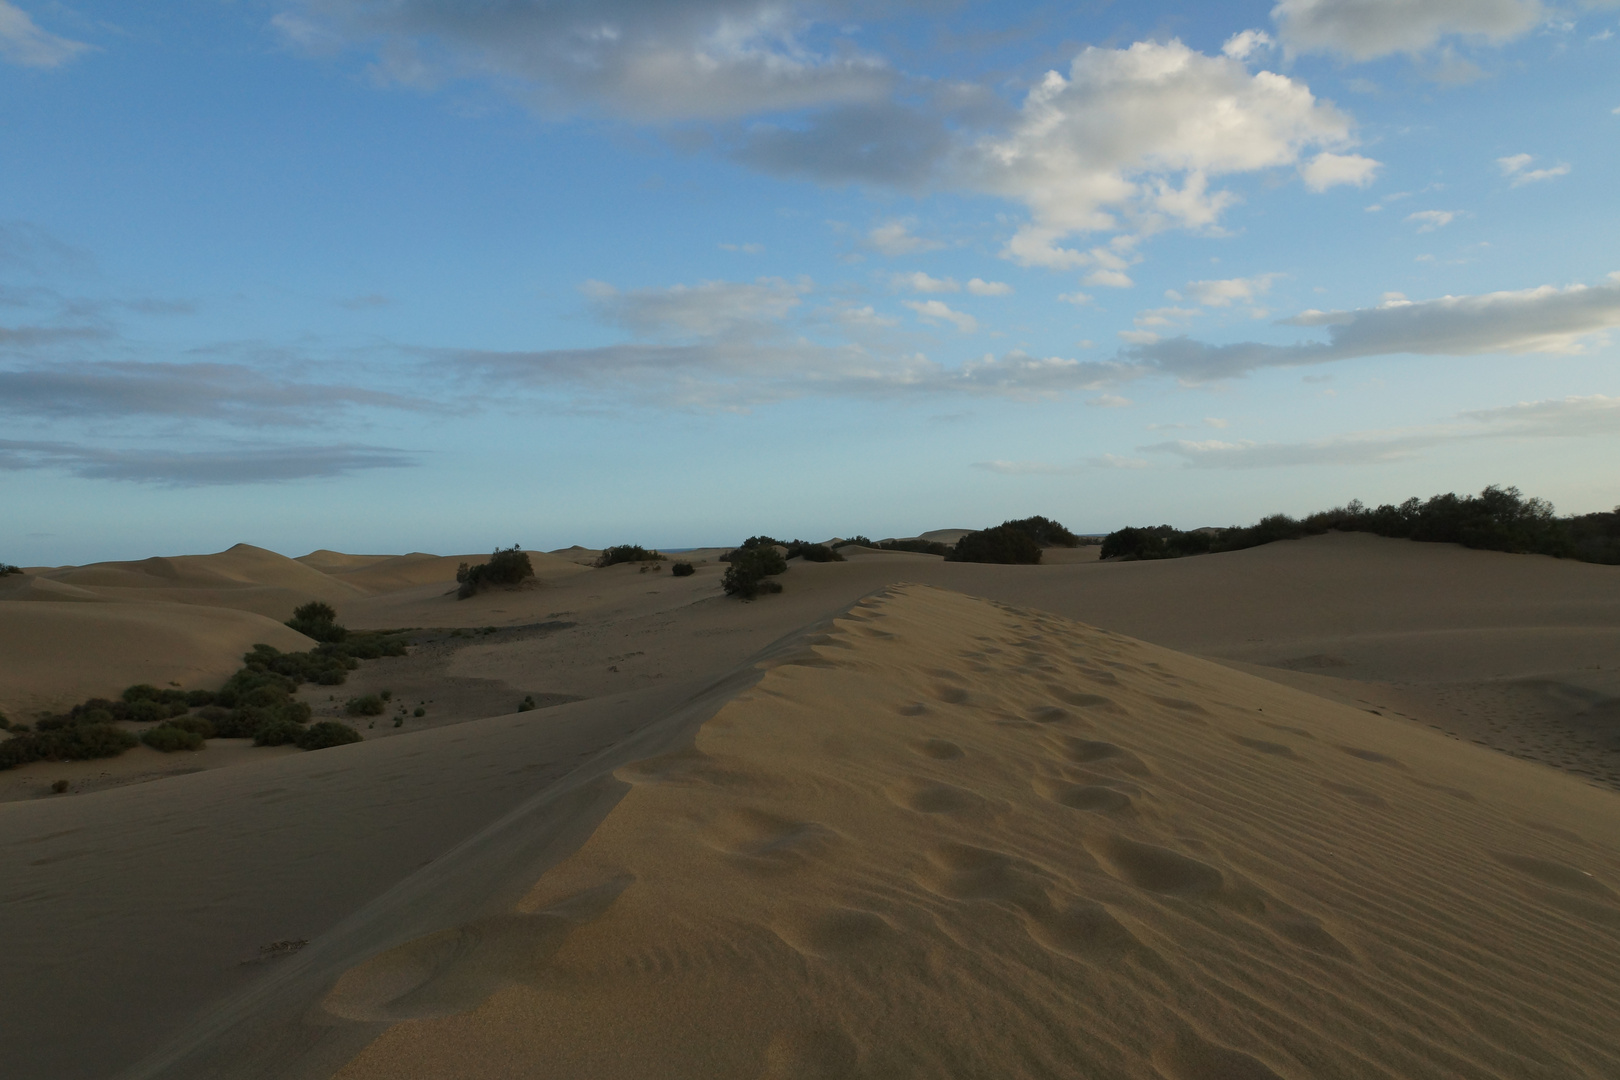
[0,602,400,771]
[1099,485,1620,564]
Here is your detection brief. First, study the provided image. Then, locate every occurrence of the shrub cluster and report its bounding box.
[671,561,696,577]
[722,545,787,599]
[1098,486,1620,565]
[946,522,1044,564]
[788,541,843,563]
[0,609,403,770]
[457,545,535,598]
[840,535,874,548]
[0,562,21,576]
[878,538,951,556]
[594,545,666,568]
[285,601,347,643]
[1002,515,1082,547]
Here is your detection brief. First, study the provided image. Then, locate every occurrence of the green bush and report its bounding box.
[298,721,363,750]
[286,601,348,643]
[346,694,386,717]
[878,538,951,556]
[253,719,306,747]
[785,541,843,563]
[0,562,21,576]
[595,544,667,568]
[142,724,205,752]
[1004,516,1081,547]
[0,722,141,767]
[671,561,696,577]
[722,546,787,599]
[457,545,535,598]
[947,524,1043,564]
[841,535,874,548]
[167,715,216,739]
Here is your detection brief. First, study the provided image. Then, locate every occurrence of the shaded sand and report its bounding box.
[0,601,311,718]
[331,586,1620,1080]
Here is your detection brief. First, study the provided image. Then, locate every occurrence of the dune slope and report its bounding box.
[332,585,1620,1080]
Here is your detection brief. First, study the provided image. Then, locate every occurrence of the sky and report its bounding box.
[2,0,1618,564]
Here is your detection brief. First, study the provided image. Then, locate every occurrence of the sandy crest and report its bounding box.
[330,585,1620,1080]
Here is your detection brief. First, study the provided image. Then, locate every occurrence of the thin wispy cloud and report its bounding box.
[0,1,93,69]
[0,439,416,486]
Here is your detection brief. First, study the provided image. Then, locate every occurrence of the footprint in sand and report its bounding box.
[931,684,970,705]
[1336,746,1404,767]
[1033,775,1133,813]
[885,776,982,814]
[919,843,1048,907]
[897,702,929,716]
[772,907,896,960]
[912,737,963,760]
[701,808,837,868]
[1230,735,1300,759]
[1320,780,1387,808]
[1045,686,1120,710]
[1148,696,1210,722]
[1493,853,1618,900]
[1021,897,1140,959]
[1051,737,1151,776]
[1089,835,1224,897]
[1152,1033,1287,1080]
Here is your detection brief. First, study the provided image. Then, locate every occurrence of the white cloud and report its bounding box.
[1497,153,1571,186]
[1085,268,1136,289]
[828,304,899,330]
[719,242,765,254]
[1134,306,1201,328]
[1124,273,1620,380]
[1141,393,1620,469]
[274,0,892,121]
[973,459,1081,475]
[966,278,1013,296]
[1118,329,1160,344]
[1058,291,1095,306]
[1405,209,1455,232]
[584,277,806,338]
[1087,394,1133,407]
[970,40,1358,269]
[1300,151,1381,191]
[1272,0,1545,60]
[1089,453,1150,469]
[0,0,92,68]
[904,299,978,333]
[892,271,959,293]
[1187,274,1278,307]
[1222,29,1275,60]
[866,219,944,257]
[1205,417,1230,428]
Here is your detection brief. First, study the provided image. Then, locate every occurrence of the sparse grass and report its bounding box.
[671,561,695,577]
[457,545,535,598]
[594,544,666,568]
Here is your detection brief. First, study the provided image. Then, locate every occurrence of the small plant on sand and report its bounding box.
[594,544,666,568]
[457,545,535,599]
[413,706,425,717]
[51,779,69,794]
[297,721,363,750]
[517,695,537,712]
[722,545,787,599]
[345,693,386,717]
[285,601,348,643]
[671,561,695,577]
[841,535,873,548]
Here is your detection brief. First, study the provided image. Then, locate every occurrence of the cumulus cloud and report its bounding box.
[1272,0,1545,60]
[865,219,944,256]
[971,40,1360,269]
[1186,274,1279,307]
[0,438,415,485]
[1405,209,1455,231]
[274,0,892,121]
[892,271,959,293]
[584,277,806,338]
[1134,306,1201,328]
[0,1,92,68]
[966,278,1012,296]
[1140,393,1620,469]
[1124,274,1620,380]
[904,299,978,333]
[1223,29,1275,60]
[1300,151,1381,191]
[1497,153,1571,186]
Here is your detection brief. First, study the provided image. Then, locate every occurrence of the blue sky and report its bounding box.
[2,0,1617,564]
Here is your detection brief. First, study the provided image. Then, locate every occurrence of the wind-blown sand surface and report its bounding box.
[1,534,1617,1078]
[331,586,1620,1079]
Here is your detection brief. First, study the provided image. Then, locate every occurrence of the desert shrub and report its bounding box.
[1567,509,1620,565]
[457,545,535,598]
[1004,515,1082,547]
[413,706,425,717]
[51,779,68,794]
[671,561,696,577]
[167,715,216,739]
[0,721,142,768]
[0,562,21,576]
[214,706,275,739]
[785,541,844,563]
[142,724,205,752]
[298,721,363,750]
[0,710,10,731]
[594,544,666,568]
[722,546,787,599]
[517,695,537,712]
[840,535,874,548]
[947,524,1043,565]
[253,719,305,747]
[346,694,386,717]
[878,538,951,556]
[286,601,348,643]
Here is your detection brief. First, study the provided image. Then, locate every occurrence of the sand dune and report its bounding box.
[330,586,1620,1079]
[0,601,311,718]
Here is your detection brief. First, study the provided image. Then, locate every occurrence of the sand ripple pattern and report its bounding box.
[333,585,1620,1080]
